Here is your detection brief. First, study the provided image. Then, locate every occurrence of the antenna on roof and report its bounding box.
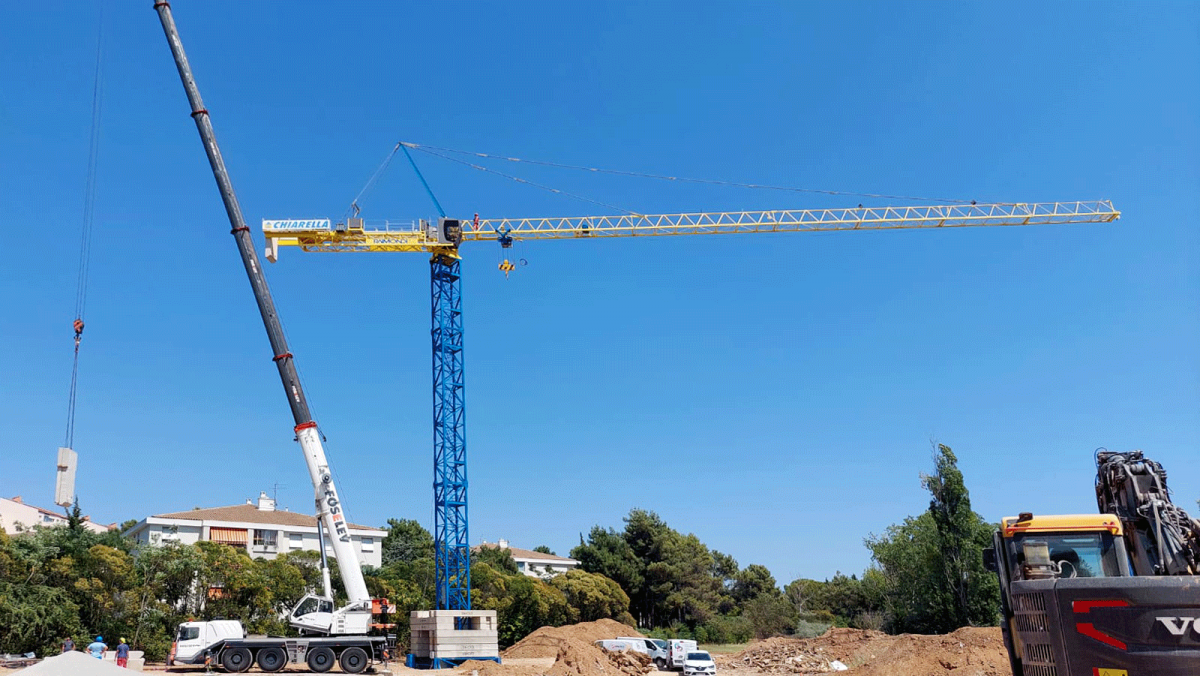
[272,482,288,505]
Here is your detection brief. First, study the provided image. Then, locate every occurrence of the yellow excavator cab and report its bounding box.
[1000,513,1123,537]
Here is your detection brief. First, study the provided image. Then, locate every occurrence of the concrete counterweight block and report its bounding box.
[410,609,500,660]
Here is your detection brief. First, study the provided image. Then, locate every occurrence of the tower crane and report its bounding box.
[263,199,1121,613]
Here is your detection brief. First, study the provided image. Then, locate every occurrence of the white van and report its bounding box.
[596,639,639,653]
[666,639,699,670]
[617,637,669,668]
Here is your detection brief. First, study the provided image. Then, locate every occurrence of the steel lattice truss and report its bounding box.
[264,201,1119,255]
[431,255,471,611]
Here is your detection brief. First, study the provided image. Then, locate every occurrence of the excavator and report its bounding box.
[985,450,1200,675]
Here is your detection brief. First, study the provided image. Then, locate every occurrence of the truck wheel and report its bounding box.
[221,647,253,673]
[257,647,287,673]
[306,646,335,673]
[339,646,369,674]
[656,658,666,670]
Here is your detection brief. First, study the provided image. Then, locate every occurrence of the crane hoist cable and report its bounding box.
[400,140,974,205]
[65,6,105,450]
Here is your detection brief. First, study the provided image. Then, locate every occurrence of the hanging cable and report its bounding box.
[344,142,401,221]
[407,144,640,216]
[400,140,972,205]
[65,6,105,450]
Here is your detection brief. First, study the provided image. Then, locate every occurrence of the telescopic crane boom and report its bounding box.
[154,1,371,636]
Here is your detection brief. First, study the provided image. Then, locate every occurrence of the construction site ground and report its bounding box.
[434,620,1008,676]
[3,620,1010,675]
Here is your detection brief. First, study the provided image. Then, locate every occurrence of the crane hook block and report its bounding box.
[72,319,85,336]
[499,259,515,278]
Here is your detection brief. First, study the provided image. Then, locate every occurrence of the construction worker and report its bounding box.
[87,636,107,659]
[115,638,130,668]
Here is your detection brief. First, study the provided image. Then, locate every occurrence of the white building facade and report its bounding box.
[0,496,112,534]
[126,492,385,568]
[477,539,579,578]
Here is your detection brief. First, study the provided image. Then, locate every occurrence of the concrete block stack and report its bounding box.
[410,609,500,661]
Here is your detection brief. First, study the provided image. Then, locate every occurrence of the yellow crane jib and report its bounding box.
[261,200,1120,260]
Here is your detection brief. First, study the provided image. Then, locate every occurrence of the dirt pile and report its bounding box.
[502,619,648,676]
[14,651,127,675]
[720,626,1009,675]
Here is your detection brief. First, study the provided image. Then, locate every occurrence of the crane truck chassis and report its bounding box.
[985,450,1200,675]
[170,620,388,674]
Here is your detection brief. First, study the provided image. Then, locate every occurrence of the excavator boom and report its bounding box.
[1095,449,1200,576]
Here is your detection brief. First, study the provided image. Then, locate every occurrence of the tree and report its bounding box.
[474,546,519,575]
[743,594,796,639]
[381,519,434,566]
[866,444,999,633]
[533,545,555,555]
[921,444,998,629]
[710,551,739,590]
[550,569,633,623]
[733,564,779,602]
[0,582,83,656]
[571,526,644,615]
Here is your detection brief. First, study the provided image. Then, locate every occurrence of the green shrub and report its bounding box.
[700,615,753,644]
[793,619,831,639]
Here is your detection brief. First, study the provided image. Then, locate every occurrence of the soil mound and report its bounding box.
[503,619,647,676]
[505,618,643,659]
[721,626,1008,675]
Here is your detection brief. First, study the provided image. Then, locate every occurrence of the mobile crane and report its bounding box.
[153,3,389,673]
[985,450,1200,676]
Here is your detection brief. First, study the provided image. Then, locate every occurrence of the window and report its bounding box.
[361,537,375,552]
[253,529,278,548]
[292,596,334,617]
[1007,531,1121,580]
[209,527,248,546]
[292,596,319,617]
[289,533,304,549]
[178,626,200,641]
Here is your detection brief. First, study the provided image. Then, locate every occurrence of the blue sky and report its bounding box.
[1,2,1198,585]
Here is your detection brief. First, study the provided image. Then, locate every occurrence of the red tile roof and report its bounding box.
[475,542,577,563]
[153,504,380,532]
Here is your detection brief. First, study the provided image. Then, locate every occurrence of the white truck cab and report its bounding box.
[170,620,244,665]
[290,594,336,635]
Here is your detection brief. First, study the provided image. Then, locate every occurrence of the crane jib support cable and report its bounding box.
[401,143,446,219]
